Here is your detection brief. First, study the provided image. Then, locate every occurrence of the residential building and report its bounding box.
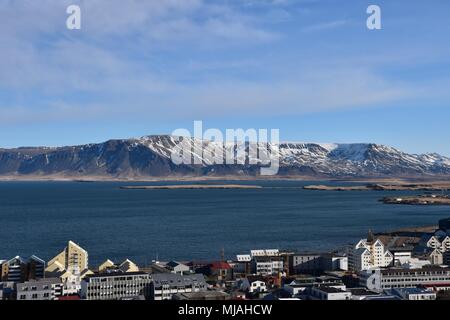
[16,278,63,300]
[251,256,284,276]
[46,240,88,275]
[98,259,116,273]
[347,288,383,300]
[81,272,151,300]
[348,233,393,271]
[118,259,139,273]
[1,256,46,283]
[151,273,207,300]
[309,285,352,300]
[391,288,437,300]
[207,261,232,281]
[239,276,267,294]
[290,253,323,274]
[361,267,450,292]
[165,261,190,275]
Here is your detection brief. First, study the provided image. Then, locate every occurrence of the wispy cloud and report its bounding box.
[302,19,349,32]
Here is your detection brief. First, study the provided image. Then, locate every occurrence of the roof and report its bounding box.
[166,261,188,269]
[85,271,149,279]
[313,286,346,294]
[19,278,62,286]
[381,267,450,275]
[348,288,380,296]
[246,275,265,283]
[152,273,206,288]
[393,287,433,294]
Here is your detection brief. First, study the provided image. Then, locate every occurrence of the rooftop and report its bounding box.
[313,286,346,294]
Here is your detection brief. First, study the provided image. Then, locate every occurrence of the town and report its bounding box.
[2,217,450,301]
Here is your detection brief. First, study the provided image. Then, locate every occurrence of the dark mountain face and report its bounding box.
[0,136,449,179]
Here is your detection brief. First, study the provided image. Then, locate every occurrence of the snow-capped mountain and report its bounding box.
[0,135,449,178]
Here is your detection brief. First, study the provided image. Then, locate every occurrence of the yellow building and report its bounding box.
[46,241,89,275]
[98,259,116,272]
[118,259,139,273]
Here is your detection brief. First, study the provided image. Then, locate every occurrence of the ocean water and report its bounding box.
[0,180,449,266]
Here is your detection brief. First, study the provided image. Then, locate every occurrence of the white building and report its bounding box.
[239,276,267,294]
[348,236,393,271]
[360,267,450,292]
[310,285,352,300]
[252,256,284,276]
[16,278,63,300]
[391,288,436,300]
[151,273,207,300]
[81,272,151,300]
[165,261,190,275]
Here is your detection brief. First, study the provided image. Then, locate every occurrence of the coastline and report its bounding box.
[0,174,449,184]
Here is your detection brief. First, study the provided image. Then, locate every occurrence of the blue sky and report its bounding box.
[0,0,449,155]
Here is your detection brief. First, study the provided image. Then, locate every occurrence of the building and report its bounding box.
[391,288,437,300]
[16,278,63,300]
[239,276,267,294]
[151,273,207,300]
[348,233,393,271]
[81,272,151,300]
[251,256,284,276]
[166,261,190,275]
[207,261,232,281]
[98,259,116,273]
[290,253,324,274]
[361,267,450,292]
[1,256,46,283]
[309,285,352,300]
[118,259,139,273]
[46,241,89,275]
[347,288,383,300]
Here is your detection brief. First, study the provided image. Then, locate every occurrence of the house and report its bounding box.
[348,232,393,271]
[239,276,267,294]
[16,278,63,300]
[151,273,207,300]
[309,285,352,300]
[347,288,382,300]
[165,261,190,275]
[196,261,232,281]
[98,259,116,272]
[118,259,139,273]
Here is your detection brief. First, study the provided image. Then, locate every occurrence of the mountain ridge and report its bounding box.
[0,135,449,179]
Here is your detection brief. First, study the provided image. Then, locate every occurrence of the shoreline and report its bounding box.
[0,175,449,184]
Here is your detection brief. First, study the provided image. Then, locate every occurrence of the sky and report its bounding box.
[0,0,449,156]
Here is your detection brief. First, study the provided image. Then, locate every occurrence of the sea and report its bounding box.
[0,180,448,265]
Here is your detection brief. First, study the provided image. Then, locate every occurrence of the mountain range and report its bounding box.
[0,135,449,179]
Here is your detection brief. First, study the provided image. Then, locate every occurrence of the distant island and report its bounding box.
[381,195,450,206]
[303,183,450,192]
[120,185,263,190]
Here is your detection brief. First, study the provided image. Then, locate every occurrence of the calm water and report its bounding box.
[0,180,449,265]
